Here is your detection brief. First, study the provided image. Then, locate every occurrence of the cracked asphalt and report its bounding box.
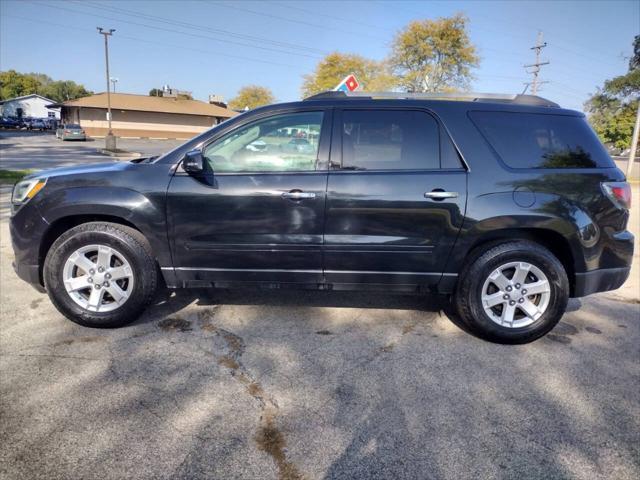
[1,138,639,479]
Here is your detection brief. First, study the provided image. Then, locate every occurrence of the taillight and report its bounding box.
[601,181,631,210]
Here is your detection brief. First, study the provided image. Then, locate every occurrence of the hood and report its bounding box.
[26,162,131,180]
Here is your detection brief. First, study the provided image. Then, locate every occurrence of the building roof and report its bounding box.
[49,92,236,118]
[0,94,58,105]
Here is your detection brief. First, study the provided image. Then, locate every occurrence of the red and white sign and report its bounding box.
[334,74,360,92]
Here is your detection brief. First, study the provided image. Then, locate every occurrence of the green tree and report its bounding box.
[149,88,163,97]
[41,80,91,102]
[0,70,40,99]
[585,35,639,150]
[301,52,395,97]
[0,70,91,102]
[228,85,275,110]
[389,13,479,92]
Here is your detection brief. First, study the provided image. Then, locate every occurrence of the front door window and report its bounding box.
[202,112,324,173]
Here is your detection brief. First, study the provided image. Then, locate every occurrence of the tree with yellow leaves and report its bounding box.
[228,85,275,110]
[390,13,479,92]
[301,52,396,98]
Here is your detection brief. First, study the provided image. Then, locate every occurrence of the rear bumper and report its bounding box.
[573,267,631,298]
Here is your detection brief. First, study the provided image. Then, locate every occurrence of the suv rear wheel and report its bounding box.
[454,241,569,344]
[44,222,157,328]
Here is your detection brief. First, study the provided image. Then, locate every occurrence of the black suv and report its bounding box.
[10,92,633,343]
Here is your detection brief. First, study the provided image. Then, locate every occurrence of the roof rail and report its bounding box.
[304,90,560,108]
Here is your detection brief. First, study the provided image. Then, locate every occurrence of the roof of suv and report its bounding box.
[304,90,560,108]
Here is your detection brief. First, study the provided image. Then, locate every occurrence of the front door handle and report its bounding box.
[282,191,316,200]
[424,191,458,200]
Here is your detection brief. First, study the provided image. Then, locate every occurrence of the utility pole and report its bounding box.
[97,27,116,151]
[627,102,640,179]
[524,31,550,95]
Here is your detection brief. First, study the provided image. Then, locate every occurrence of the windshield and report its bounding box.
[66,124,82,129]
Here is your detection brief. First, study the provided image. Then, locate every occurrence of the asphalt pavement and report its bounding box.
[0,135,638,480]
[0,131,182,170]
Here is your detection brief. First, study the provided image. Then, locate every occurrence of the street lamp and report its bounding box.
[97,27,116,151]
[110,77,119,93]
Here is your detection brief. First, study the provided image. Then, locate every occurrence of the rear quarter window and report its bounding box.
[469,111,614,169]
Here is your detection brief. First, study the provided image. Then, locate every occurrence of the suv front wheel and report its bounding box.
[44,222,158,328]
[454,241,569,344]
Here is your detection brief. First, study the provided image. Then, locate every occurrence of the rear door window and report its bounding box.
[341,110,442,170]
[469,111,614,169]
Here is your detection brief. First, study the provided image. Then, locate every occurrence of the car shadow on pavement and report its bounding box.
[136,286,476,335]
[3,280,638,478]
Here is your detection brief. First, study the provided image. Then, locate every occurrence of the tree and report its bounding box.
[630,34,640,71]
[228,85,275,110]
[0,70,40,99]
[389,13,479,92]
[585,35,640,150]
[41,80,91,102]
[0,70,91,102]
[301,53,395,97]
[149,88,163,97]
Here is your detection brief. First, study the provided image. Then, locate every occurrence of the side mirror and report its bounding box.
[182,149,204,174]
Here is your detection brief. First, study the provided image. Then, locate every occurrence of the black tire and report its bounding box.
[44,222,158,328]
[454,240,569,344]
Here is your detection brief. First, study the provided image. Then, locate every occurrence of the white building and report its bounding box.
[0,94,60,119]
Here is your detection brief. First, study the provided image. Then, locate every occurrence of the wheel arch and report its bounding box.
[462,228,578,296]
[39,215,149,284]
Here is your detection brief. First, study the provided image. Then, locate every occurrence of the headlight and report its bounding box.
[12,178,47,205]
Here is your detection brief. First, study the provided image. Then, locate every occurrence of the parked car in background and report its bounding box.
[18,117,32,129]
[284,137,315,154]
[44,118,58,130]
[0,117,20,129]
[9,91,633,344]
[56,124,86,141]
[30,119,47,131]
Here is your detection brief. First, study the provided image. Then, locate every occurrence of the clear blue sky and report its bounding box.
[1,0,638,111]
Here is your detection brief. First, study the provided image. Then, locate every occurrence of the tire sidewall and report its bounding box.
[44,228,151,327]
[462,244,569,343]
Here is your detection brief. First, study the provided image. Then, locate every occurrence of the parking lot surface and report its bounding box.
[0,136,638,479]
[0,131,182,170]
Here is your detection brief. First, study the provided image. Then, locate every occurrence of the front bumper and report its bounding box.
[10,200,49,291]
[12,261,45,292]
[573,267,631,298]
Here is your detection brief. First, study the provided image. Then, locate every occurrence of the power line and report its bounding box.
[523,32,549,95]
[79,0,327,55]
[2,14,302,69]
[211,1,389,42]
[375,0,625,69]
[28,1,324,60]
[270,1,398,33]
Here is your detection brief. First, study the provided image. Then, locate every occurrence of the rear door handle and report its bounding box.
[424,191,458,200]
[282,191,316,200]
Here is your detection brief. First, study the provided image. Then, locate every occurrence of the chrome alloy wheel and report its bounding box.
[481,261,551,328]
[62,244,134,312]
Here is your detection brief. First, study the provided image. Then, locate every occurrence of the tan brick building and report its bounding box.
[50,93,237,139]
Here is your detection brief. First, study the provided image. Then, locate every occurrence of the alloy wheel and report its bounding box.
[481,261,551,328]
[62,244,134,312]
